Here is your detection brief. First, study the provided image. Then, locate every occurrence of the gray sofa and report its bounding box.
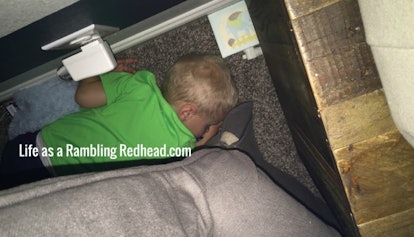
[0,148,340,236]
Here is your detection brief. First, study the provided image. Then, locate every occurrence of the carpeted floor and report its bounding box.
[0,16,320,198]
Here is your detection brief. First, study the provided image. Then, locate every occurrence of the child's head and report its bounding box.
[162,53,238,138]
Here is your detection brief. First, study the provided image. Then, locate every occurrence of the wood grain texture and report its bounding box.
[285,0,340,19]
[246,0,337,165]
[250,0,414,235]
[358,208,414,237]
[335,130,414,225]
[290,0,382,108]
[247,0,359,235]
[321,89,397,150]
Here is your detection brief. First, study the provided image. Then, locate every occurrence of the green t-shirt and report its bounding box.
[41,71,195,175]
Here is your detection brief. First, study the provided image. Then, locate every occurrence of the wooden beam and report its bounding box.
[335,130,414,224]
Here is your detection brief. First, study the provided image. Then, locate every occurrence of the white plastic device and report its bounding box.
[41,24,119,81]
[62,38,116,81]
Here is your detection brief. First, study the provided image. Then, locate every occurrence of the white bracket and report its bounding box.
[41,24,119,81]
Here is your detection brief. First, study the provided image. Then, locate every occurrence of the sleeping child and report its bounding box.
[0,53,238,189]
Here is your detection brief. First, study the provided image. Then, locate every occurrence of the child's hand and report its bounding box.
[195,122,223,147]
[113,58,138,74]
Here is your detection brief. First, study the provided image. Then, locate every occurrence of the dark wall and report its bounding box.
[0,0,184,84]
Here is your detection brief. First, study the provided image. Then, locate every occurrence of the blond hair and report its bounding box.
[162,53,238,123]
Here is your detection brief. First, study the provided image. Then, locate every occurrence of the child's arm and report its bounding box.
[75,58,138,108]
[75,76,106,108]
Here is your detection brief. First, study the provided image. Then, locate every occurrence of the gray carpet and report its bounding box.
[117,16,320,197]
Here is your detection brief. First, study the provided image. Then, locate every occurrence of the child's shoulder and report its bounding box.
[101,70,155,82]
[132,70,157,84]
